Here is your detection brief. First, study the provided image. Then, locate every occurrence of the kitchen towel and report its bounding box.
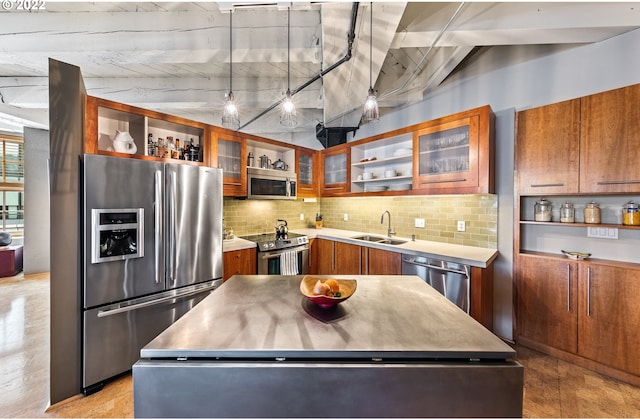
[280,251,298,275]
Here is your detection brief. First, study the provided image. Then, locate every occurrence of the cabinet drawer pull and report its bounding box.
[421,178,466,184]
[587,267,592,317]
[597,180,640,185]
[566,264,571,312]
[225,182,243,186]
[530,183,564,188]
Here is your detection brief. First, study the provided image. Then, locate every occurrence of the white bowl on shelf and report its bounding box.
[384,169,396,178]
[362,172,374,180]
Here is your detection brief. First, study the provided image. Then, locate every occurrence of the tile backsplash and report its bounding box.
[223,194,497,249]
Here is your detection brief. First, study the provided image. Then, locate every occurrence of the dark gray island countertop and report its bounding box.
[141,274,514,360]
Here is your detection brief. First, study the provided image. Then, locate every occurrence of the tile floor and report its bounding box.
[2,273,640,418]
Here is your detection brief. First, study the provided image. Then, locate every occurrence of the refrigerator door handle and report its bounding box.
[155,170,163,284]
[97,281,219,318]
[169,170,177,282]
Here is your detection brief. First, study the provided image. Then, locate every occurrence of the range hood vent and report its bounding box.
[316,123,358,148]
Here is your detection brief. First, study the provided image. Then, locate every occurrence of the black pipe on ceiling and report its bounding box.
[239,2,359,131]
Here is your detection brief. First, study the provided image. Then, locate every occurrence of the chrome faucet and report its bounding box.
[381,210,395,237]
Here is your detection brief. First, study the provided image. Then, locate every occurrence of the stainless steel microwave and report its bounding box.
[247,167,297,200]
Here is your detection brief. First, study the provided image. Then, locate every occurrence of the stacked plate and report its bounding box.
[388,183,412,191]
[368,185,388,192]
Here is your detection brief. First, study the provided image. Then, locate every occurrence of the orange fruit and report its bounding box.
[324,279,340,294]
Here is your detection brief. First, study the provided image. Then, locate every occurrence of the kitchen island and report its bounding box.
[133,275,522,418]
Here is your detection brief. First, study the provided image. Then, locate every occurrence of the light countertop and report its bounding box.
[293,227,498,268]
[222,227,498,268]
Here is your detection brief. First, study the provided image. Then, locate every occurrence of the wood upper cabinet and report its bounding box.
[85,95,208,164]
[516,254,578,354]
[413,105,494,194]
[223,247,257,281]
[578,263,640,376]
[320,146,350,196]
[211,130,247,197]
[295,148,318,198]
[580,84,640,193]
[515,99,581,195]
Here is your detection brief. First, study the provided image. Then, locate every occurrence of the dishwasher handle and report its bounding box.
[402,256,468,276]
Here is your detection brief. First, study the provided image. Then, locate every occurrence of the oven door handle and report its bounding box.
[260,246,309,260]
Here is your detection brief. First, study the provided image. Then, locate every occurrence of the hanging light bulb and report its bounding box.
[280,89,297,128]
[362,2,379,123]
[280,7,297,128]
[222,12,240,130]
[222,91,239,130]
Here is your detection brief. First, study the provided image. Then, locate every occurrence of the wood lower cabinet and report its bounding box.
[223,247,256,281]
[578,263,640,376]
[365,247,401,275]
[312,238,402,275]
[516,254,578,354]
[313,239,362,274]
[516,253,640,383]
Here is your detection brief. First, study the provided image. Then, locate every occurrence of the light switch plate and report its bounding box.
[457,220,466,232]
[415,218,425,228]
[587,227,618,239]
[343,213,348,221]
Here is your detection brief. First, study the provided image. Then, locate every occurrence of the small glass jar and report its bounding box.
[584,201,601,224]
[534,198,552,222]
[560,201,575,223]
[622,201,640,226]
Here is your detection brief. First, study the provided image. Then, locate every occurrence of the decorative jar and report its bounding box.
[534,198,552,222]
[622,201,640,226]
[560,202,575,223]
[584,201,601,224]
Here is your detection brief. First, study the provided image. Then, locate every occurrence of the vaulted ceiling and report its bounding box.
[1,2,639,148]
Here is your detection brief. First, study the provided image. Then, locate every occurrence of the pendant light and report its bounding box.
[222,11,240,130]
[280,6,297,128]
[362,2,379,123]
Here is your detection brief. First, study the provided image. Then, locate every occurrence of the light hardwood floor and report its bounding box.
[2,273,640,418]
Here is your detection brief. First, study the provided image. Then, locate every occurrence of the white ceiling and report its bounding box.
[1,2,639,147]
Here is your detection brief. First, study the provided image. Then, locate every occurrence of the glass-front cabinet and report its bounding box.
[296,149,318,198]
[321,146,349,196]
[413,105,494,194]
[213,131,246,197]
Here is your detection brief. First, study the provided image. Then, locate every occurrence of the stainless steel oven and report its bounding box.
[240,232,309,275]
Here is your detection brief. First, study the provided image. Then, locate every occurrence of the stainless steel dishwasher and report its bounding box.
[401,255,470,313]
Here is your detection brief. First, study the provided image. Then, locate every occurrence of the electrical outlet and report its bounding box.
[415,218,425,228]
[299,213,304,221]
[457,220,466,232]
[343,213,348,221]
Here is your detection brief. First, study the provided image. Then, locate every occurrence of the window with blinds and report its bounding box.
[0,135,24,234]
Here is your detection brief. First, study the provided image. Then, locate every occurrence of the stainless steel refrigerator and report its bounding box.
[82,154,223,393]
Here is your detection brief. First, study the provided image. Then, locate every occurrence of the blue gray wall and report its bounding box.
[352,28,640,339]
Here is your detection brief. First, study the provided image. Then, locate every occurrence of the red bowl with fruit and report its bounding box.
[299,275,357,308]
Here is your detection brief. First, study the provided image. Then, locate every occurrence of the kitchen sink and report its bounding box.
[350,235,407,245]
[377,238,407,245]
